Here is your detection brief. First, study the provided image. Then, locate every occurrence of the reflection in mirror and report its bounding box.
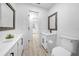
[0,3,15,31]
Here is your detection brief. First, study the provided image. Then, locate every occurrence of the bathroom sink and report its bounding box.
[41,31,57,36]
[48,40,53,44]
[41,32,54,36]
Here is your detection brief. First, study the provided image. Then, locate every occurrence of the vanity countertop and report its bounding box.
[0,34,23,56]
[41,32,57,36]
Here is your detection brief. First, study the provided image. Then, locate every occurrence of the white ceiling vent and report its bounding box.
[36,3,40,4]
[31,3,55,10]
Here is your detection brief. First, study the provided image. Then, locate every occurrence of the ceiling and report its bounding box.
[31,3,55,10]
[14,3,55,10]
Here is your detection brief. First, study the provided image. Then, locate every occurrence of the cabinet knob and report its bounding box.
[21,38,23,45]
[10,52,14,56]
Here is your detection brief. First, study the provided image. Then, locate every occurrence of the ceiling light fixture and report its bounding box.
[36,3,40,4]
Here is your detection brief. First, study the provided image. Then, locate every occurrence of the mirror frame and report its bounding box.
[48,12,57,33]
[0,3,15,31]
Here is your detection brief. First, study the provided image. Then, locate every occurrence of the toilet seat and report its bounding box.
[51,47,71,56]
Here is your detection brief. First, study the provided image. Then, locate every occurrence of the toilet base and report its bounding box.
[51,46,71,56]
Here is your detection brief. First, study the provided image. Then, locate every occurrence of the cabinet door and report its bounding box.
[47,34,57,55]
[10,43,17,56]
[5,43,17,56]
[17,38,23,56]
[41,35,47,49]
[5,50,11,56]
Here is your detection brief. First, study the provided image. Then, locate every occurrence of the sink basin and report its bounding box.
[48,40,53,44]
[41,32,56,36]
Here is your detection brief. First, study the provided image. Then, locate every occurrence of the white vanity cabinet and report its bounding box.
[41,32,57,55]
[4,34,24,56]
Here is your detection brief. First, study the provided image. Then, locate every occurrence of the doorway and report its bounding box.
[29,10,40,39]
[29,11,39,33]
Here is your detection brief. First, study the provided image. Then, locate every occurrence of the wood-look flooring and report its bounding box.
[23,33,48,56]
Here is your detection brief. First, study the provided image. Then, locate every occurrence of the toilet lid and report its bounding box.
[51,47,71,56]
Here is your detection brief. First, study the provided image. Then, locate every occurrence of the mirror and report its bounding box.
[0,3,15,31]
[48,12,57,33]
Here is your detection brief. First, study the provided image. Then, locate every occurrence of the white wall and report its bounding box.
[25,4,48,33]
[11,3,48,34]
[49,3,79,38]
[48,3,79,54]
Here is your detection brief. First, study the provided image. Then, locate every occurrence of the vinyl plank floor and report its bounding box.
[23,33,48,56]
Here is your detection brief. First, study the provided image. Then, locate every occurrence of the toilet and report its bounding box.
[51,46,71,56]
[51,35,78,56]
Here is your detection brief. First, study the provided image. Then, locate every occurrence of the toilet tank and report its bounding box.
[59,35,79,54]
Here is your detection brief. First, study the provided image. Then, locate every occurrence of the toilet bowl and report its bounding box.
[51,46,71,56]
